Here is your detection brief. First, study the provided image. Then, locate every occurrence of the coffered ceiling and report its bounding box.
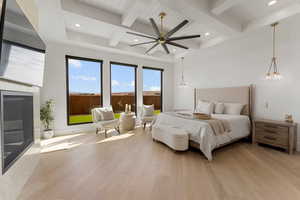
[33,0,300,62]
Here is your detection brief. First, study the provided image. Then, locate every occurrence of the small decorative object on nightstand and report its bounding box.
[120,112,136,132]
[252,119,297,154]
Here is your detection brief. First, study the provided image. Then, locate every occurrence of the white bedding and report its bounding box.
[152,112,250,160]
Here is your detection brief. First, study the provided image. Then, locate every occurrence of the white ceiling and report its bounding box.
[33,0,300,62]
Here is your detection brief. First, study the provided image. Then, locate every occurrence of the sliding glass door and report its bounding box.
[66,55,103,125]
[110,62,137,117]
[143,67,163,114]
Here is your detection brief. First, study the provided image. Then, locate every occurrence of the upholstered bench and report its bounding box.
[152,125,189,151]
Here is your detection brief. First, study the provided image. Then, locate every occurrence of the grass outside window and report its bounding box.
[69,110,161,124]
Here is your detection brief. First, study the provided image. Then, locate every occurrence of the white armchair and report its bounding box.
[91,106,120,138]
[140,105,157,130]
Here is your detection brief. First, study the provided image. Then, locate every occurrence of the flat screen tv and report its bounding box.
[0,0,46,87]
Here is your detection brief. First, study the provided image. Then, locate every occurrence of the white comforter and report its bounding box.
[152,112,251,160]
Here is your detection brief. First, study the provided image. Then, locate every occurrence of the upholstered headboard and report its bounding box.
[194,85,253,117]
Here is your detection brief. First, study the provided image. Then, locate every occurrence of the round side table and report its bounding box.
[120,112,136,132]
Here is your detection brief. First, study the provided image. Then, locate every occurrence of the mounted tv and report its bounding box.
[0,0,45,87]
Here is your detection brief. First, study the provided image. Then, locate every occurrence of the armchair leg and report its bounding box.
[96,128,99,135]
[143,123,146,129]
[115,126,120,134]
[104,129,107,138]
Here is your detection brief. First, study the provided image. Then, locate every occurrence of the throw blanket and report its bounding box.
[176,113,231,136]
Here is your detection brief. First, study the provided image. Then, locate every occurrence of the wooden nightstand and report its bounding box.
[252,119,297,154]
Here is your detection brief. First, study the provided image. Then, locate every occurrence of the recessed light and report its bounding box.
[268,0,277,6]
[205,32,211,37]
[134,39,139,42]
[75,23,81,27]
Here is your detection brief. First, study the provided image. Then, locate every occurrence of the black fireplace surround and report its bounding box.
[0,90,34,174]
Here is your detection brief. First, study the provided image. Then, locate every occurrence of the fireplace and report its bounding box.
[0,91,34,174]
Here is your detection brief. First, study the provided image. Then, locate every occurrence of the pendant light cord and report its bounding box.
[267,23,278,74]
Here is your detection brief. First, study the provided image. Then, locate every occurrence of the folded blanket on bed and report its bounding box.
[175,112,231,136]
[204,119,231,136]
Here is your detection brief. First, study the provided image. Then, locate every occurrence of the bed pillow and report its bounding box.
[214,102,225,114]
[143,104,154,116]
[224,103,244,115]
[195,100,214,115]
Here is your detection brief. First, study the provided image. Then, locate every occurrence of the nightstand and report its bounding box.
[252,119,297,154]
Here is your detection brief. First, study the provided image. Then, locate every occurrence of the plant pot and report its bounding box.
[43,129,54,139]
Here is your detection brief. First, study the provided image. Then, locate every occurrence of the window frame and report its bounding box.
[65,55,103,126]
[142,66,164,112]
[110,61,138,114]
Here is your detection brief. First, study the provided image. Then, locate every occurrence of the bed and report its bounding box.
[152,86,253,160]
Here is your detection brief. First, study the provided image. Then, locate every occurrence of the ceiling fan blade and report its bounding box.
[168,34,201,42]
[165,20,189,38]
[149,18,161,37]
[126,32,156,40]
[166,41,189,49]
[145,42,159,54]
[162,43,170,54]
[130,40,157,47]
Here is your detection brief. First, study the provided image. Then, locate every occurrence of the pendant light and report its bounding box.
[179,57,188,88]
[266,22,282,80]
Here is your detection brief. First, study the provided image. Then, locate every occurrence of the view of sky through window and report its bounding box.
[68,61,161,94]
[143,68,161,92]
[111,64,135,93]
[68,59,101,94]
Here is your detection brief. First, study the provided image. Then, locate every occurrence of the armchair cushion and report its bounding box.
[92,106,115,122]
[142,104,154,116]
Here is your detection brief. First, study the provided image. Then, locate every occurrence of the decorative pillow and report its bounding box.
[143,104,154,116]
[214,102,225,114]
[95,106,114,121]
[224,103,244,115]
[100,110,114,120]
[195,100,214,115]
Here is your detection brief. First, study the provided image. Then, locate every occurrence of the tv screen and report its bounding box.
[0,0,45,87]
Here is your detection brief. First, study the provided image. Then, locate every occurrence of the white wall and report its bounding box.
[173,15,300,149]
[41,42,174,135]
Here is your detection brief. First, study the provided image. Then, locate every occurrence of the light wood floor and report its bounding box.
[18,128,300,200]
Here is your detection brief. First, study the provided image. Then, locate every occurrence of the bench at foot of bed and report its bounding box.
[152,125,189,151]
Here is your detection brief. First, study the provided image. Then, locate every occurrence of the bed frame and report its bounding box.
[190,85,253,150]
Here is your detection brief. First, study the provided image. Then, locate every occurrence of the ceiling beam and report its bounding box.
[158,0,242,37]
[120,0,154,46]
[244,2,300,32]
[36,0,66,42]
[66,29,174,63]
[211,0,246,15]
[109,30,125,46]
[62,0,199,49]
[122,0,145,27]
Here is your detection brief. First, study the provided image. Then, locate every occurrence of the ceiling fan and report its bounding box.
[126,12,200,54]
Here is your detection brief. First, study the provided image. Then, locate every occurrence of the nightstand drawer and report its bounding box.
[255,123,288,135]
[256,132,288,146]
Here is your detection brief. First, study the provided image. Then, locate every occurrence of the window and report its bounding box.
[143,67,163,114]
[66,55,103,125]
[110,62,137,118]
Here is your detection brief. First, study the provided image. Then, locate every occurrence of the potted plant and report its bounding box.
[40,99,54,139]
